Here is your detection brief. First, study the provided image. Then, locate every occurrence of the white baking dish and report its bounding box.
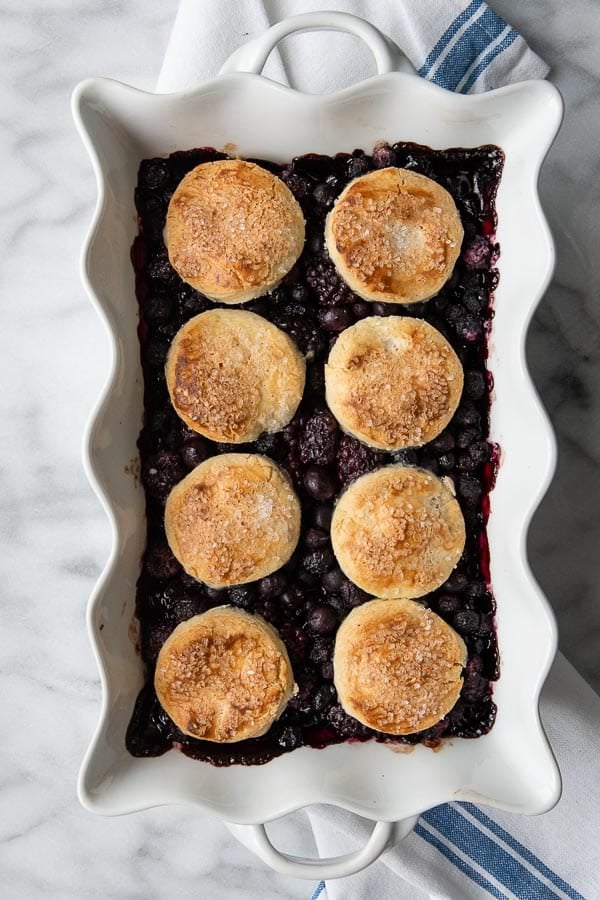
[73,12,563,880]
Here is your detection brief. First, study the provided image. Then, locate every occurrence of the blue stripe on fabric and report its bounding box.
[309,880,326,900]
[459,29,518,93]
[414,821,508,899]
[430,7,509,91]
[418,0,483,76]
[423,805,567,899]
[460,804,585,900]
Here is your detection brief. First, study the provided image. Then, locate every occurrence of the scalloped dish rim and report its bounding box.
[72,69,563,827]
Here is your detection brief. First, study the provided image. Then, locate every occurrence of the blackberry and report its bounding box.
[306,257,353,306]
[463,236,491,270]
[337,434,385,486]
[228,585,255,609]
[299,409,338,466]
[372,143,394,168]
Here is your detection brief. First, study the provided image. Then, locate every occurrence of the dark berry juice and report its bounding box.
[127,142,503,766]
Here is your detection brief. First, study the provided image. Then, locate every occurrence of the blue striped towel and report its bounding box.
[157,3,599,898]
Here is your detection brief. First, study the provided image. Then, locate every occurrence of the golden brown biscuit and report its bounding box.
[164,159,305,303]
[325,167,463,304]
[325,316,463,450]
[165,454,301,587]
[155,607,296,742]
[165,309,306,443]
[333,598,466,735]
[331,466,465,599]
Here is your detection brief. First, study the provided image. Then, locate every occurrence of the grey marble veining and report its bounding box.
[1,1,599,897]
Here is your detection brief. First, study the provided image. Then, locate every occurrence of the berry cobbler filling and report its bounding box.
[127,142,503,766]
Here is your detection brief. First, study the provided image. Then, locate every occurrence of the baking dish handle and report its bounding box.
[227,814,418,880]
[218,11,415,80]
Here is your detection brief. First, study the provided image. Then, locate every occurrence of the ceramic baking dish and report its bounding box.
[73,12,564,880]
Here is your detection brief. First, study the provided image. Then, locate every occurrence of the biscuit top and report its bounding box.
[325,167,463,304]
[155,608,295,742]
[331,466,466,600]
[333,598,466,735]
[164,454,301,588]
[165,159,305,303]
[325,316,463,450]
[166,309,306,443]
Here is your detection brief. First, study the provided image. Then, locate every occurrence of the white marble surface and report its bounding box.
[1,1,599,897]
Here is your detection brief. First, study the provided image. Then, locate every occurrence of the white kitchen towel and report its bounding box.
[154,3,600,899]
[157,0,549,95]
[306,653,600,899]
